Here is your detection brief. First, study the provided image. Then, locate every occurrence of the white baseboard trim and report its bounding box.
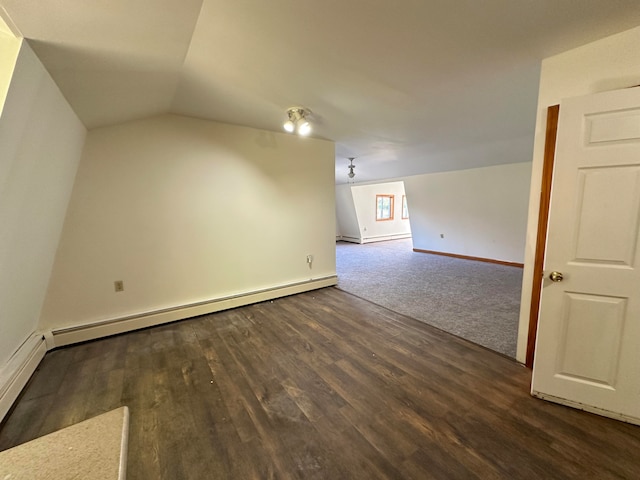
[361,233,412,244]
[0,334,47,422]
[49,275,338,349]
[531,390,640,426]
[337,234,412,244]
[336,235,362,244]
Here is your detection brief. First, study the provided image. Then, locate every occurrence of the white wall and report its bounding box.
[0,31,20,116]
[0,40,86,366]
[350,181,411,243]
[335,184,359,240]
[336,181,411,243]
[404,162,531,263]
[40,114,335,330]
[516,26,640,363]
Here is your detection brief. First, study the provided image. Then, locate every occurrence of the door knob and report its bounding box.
[549,271,564,282]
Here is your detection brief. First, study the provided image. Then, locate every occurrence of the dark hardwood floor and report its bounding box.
[2,287,639,479]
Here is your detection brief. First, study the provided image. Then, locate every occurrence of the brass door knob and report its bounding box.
[549,271,564,282]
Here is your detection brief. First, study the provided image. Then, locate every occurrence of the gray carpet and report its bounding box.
[335,239,522,358]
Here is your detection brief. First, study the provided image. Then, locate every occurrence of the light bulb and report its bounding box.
[297,120,311,136]
[283,119,295,133]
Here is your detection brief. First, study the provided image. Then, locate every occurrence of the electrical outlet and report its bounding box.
[440,233,445,239]
[114,280,124,292]
[306,254,313,264]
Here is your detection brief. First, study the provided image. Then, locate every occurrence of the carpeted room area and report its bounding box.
[335,239,522,358]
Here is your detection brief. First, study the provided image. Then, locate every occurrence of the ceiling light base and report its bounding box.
[348,157,356,181]
[284,106,312,136]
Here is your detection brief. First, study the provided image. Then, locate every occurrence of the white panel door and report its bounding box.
[531,87,640,424]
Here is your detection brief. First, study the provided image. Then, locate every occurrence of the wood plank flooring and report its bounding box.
[2,287,640,479]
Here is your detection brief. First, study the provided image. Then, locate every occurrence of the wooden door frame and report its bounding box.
[525,104,560,368]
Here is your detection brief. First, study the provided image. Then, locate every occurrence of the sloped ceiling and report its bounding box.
[2,0,640,183]
[0,11,12,36]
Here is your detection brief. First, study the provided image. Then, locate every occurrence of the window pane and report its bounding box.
[376,195,394,221]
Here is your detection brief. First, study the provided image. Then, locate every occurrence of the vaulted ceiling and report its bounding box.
[2,1,640,183]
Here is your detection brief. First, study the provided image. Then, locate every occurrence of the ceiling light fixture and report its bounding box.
[348,157,356,180]
[283,107,312,136]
